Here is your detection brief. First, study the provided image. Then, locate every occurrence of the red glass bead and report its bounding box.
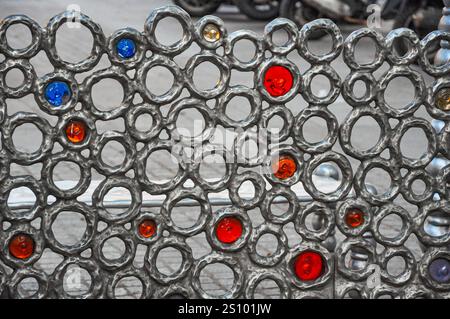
[263,65,294,97]
[345,208,365,228]
[138,219,157,238]
[65,120,87,144]
[9,233,34,260]
[272,155,297,180]
[215,216,243,244]
[294,251,324,281]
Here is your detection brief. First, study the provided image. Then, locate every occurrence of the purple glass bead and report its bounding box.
[428,258,450,283]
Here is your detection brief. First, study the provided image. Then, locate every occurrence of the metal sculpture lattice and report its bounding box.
[0,5,449,299]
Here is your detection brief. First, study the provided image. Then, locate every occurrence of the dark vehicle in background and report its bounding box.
[279,0,441,44]
[173,0,280,20]
[234,0,280,20]
[393,0,443,60]
[173,0,442,57]
[172,0,228,16]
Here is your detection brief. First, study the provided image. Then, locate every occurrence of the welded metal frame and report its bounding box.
[0,4,449,299]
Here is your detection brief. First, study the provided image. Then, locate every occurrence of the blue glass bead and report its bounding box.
[44,81,71,107]
[428,258,450,283]
[116,38,136,59]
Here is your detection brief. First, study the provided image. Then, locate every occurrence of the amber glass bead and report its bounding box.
[65,120,87,144]
[272,155,297,180]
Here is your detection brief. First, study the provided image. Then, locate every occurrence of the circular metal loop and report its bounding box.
[0,15,43,58]
[294,201,335,242]
[41,150,91,199]
[185,52,230,99]
[376,66,426,119]
[145,237,193,285]
[229,171,266,209]
[391,117,437,168]
[216,85,262,129]
[293,105,339,154]
[234,128,269,167]
[0,59,35,98]
[259,104,294,143]
[419,31,450,76]
[414,200,450,247]
[135,139,187,194]
[8,268,49,299]
[301,64,341,105]
[91,131,136,176]
[107,266,154,299]
[298,19,343,64]
[45,11,105,72]
[339,105,391,160]
[379,247,416,286]
[125,103,163,141]
[166,97,216,146]
[0,175,46,221]
[342,71,377,106]
[303,151,353,202]
[264,18,299,55]
[343,27,386,71]
[260,185,299,224]
[191,143,237,192]
[144,5,194,56]
[161,185,211,237]
[384,28,420,65]
[247,223,288,267]
[93,225,136,270]
[92,176,142,223]
[354,158,401,206]
[192,252,244,299]
[136,54,184,105]
[42,200,97,254]
[3,112,54,164]
[371,204,413,247]
[224,30,264,71]
[245,270,291,299]
[336,238,377,281]
[401,169,435,204]
[82,67,134,120]
[51,257,104,299]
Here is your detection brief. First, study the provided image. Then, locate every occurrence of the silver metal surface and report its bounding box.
[0,4,449,299]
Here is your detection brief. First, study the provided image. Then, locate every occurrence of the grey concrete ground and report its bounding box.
[0,0,436,298]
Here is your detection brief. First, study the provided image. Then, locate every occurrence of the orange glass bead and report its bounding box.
[65,120,87,144]
[345,208,365,228]
[272,155,297,180]
[9,233,34,260]
[138,219,157,238]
